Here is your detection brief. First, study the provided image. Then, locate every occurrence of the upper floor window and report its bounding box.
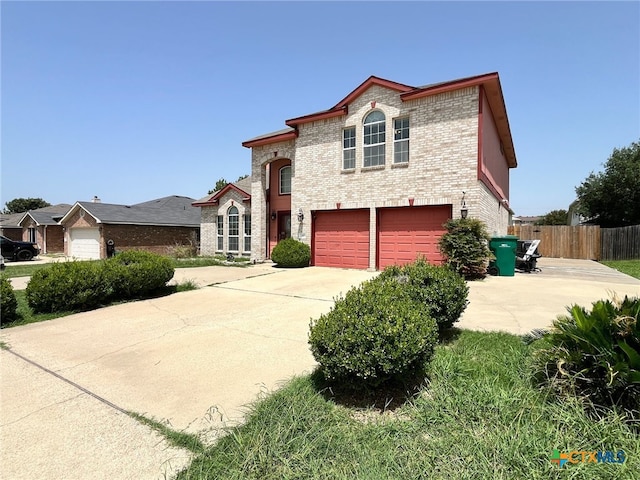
[279,166,291,195]
[228,206,239,251]
[363,111,386,167]
[393,117,409,164]
[343,127,356,170]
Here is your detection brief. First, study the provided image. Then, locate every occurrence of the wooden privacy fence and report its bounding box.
[601,225,640,260]
[507,225,601,260]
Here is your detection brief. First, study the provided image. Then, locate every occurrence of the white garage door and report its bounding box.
[70,228,101,260]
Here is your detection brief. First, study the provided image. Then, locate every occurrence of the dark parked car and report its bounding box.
[1,235,40,261]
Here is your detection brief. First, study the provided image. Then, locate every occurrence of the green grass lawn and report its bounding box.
[176,330,639,480]
[2,262,53,278]
[601,260,640,280]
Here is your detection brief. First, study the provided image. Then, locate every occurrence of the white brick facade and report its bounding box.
[239,74,516,268]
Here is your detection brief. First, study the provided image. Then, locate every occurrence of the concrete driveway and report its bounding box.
[1,259,639,479]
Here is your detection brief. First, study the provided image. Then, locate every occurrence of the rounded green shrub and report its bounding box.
[26,251,175,314]
[1,276,18,326]
[377,257,469,331]
[438,218,492,279]
[26,261,113,313]
[106,250,174,298]
[309,278,438,388]
[271,238,311,268]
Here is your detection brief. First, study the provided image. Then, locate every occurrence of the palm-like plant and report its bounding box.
[533,296,640,416]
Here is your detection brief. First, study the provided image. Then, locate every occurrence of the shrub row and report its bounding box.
[309,259,468,389]
[26,250,174,314]
[532,295,640,417]
[1,276,18,326]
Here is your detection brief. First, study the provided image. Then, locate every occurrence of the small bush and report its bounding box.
[309,278,438,388]
[271,238,311,268]
[377,257,469,331]
[438,218,492,279]
[26,261,113,313]
[532,296,640,417]
[1,276,18,325]
[106,250,174,298]
[169,244,198,259]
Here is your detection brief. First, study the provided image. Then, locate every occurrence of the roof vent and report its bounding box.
[92,196,101,203]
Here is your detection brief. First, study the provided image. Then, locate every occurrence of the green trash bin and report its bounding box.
[488,235,518,276]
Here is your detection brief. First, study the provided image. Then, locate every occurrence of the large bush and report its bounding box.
[271,238,311,268]
[1,276,18,326]
[309,278,438,388]
[26,261,113,313]
[438,218,492,279]
[531,296,640,416]
[377,257,469,331]
[106,250,174,298]
[26,251,175,314]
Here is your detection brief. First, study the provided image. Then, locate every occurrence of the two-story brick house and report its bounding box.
[207,72,517,270]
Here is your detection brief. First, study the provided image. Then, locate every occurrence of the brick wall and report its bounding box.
[102,224,199,256]
[199,189,250,256]
[249,86,498,264]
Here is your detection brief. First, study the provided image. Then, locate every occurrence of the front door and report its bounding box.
[278,211,291,240]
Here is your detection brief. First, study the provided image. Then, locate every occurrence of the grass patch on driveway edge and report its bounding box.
[175,330,639,479]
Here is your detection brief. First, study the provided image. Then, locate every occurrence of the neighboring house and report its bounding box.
[192,177,252,257]
[0,213,23,241]
[59,196,200,259]
[17,204,72,254]
[233,72,518,270]
[511,216,541,226]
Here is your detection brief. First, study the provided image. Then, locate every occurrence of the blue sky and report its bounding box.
[2,1,638,216]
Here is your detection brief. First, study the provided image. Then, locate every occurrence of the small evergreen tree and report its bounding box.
[438,218,492,279]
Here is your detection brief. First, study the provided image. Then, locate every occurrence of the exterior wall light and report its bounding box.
[297,208,304,222]
[271,212,277,221]
[460,191,468,219]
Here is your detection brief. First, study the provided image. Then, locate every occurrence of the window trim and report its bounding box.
[279,165,291,195]
[393,116,410,164]
[342,127,356,170]
[363,110,386,168]
[243,214,251,253]
[216,215,224,251]
[228,206,239,252]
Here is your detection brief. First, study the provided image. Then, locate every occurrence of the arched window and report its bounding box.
[363,111,386,167]
[228,206,239,251]
[279,166,291,195]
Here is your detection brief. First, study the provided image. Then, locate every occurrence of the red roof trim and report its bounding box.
[334,75,414,109]
[192,184,251,207]
[400,72,499,101]
[284,76,414,128]
[285,107,347,127]
[242,130,298,148]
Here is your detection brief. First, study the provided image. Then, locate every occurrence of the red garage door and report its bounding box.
[313,209,370,269]
[377,205,452,269]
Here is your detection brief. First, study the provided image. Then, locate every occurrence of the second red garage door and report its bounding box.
[377,205,452,269]
[313,209,370,269]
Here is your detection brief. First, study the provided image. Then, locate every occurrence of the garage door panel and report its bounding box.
[70,228,101,260]
[377,206,451,269]
[313,210,369,269]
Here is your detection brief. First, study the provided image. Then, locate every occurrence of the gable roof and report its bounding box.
[241,72,517,167]
[192,178,251,207]
[18,204,73,227]
[59,196,200,227]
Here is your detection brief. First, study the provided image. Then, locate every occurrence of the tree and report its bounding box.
[575,140,640,227]
[3,197,51,214]
[207,175,250,195]
[208,178,229,195]
[535,209,569,226]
